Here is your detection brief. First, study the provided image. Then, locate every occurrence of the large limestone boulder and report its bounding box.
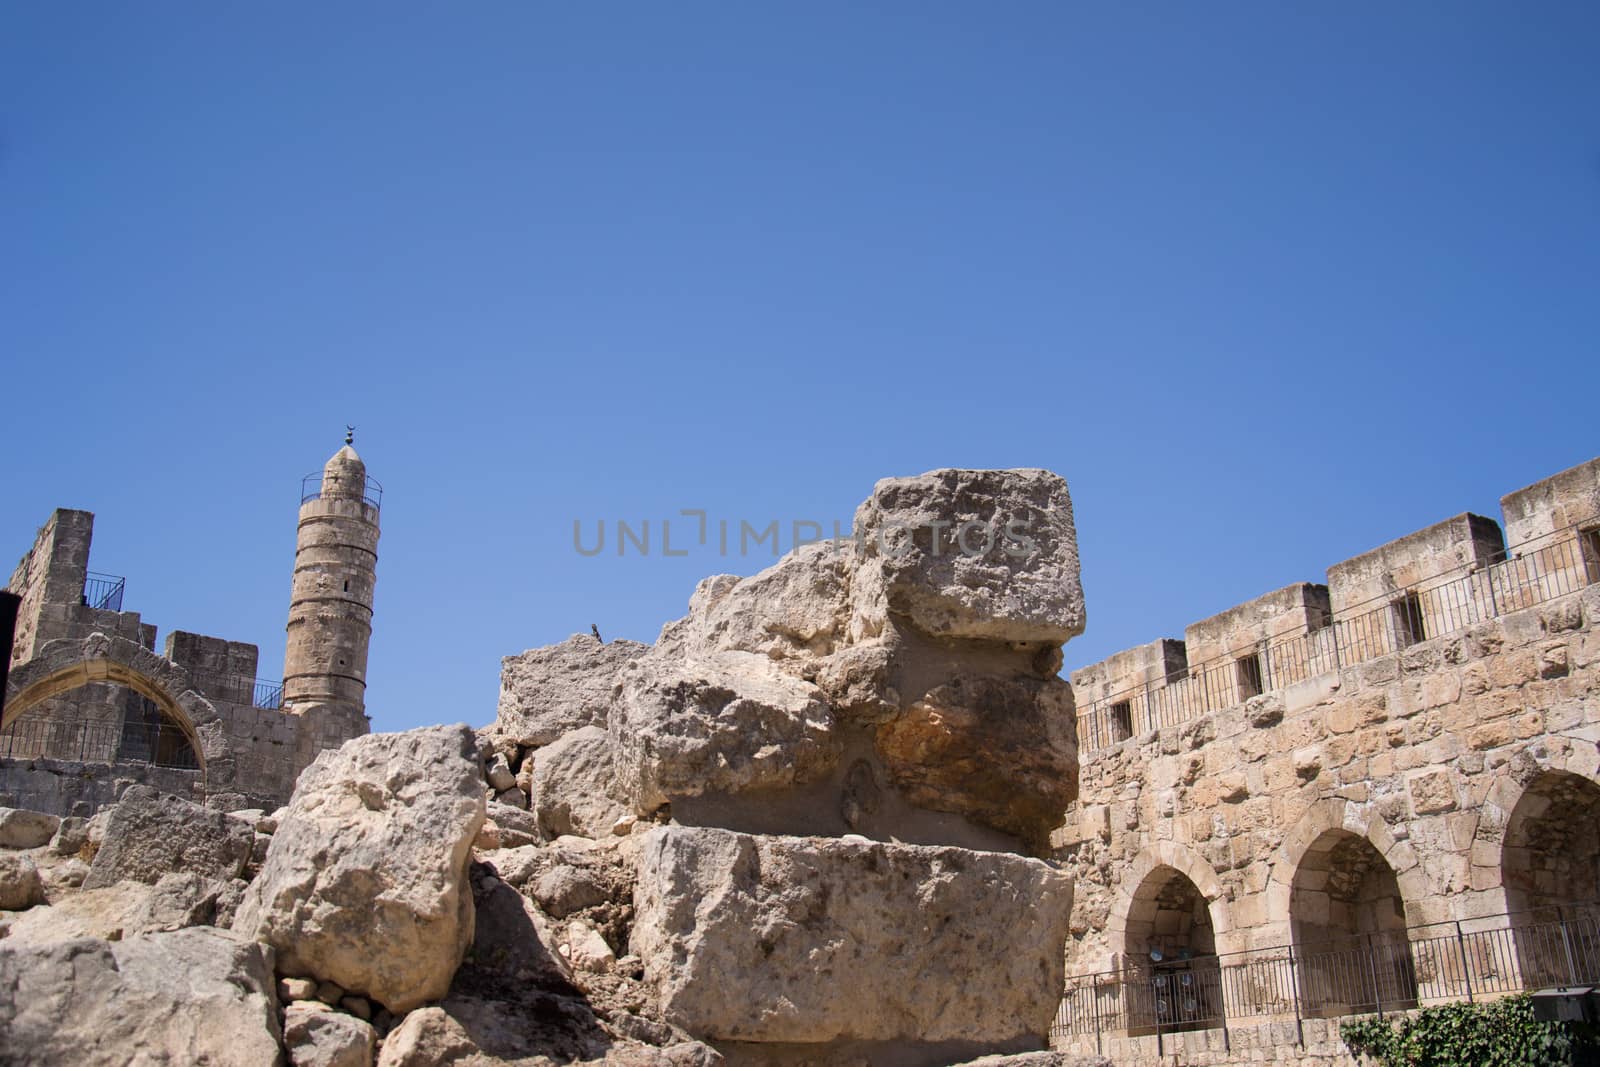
[494,635,649,747]
[531,725,632,839]
[0,807,60,849]
[654,544,851,673]
[486,467,1086,850]
[82,785,254,889]
[0,927,282,1065]
[875,674,1078,850]
[610,652,840,814]
[232,724,486,1013]
[1,871,226,945]
[851,468,1085,645]
[632,827,1074,1047]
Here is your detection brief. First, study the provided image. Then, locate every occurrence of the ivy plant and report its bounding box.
[1341,994,1600,1067]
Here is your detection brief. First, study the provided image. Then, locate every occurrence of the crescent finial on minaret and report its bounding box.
[345,425,355,446]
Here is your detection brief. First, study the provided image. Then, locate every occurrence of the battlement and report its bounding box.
[1074,457,1600,750]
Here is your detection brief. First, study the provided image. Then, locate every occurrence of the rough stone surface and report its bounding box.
[611,652,840,814]
[564,917,617,974]
[284,1000,377,1067]
[465,861,576,993]
[374,993,721,1067]
[632,826,1073,1045]
[532,725,632,839]
[850,468,1085,645]
[82,785,253,889]
[232,724,486,1013]
[486,468,1087,852]
[953,1056,1112,1067]
[0,852,46,911]
[875,675,1077,850]
[0,927,282,1065]
[493,635,649,748]
[0,872,223,944]
[484,800,541,848]
[653,544,851,675]
[51,815,90,856]
[0,806,60,849]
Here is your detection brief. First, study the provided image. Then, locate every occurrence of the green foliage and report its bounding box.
[1340,995,1599,1067]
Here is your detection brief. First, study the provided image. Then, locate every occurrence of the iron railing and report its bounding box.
[300,471,382,510]
[0,714,200,770]
[1054,902,1600,1054]
[1077,523,1600,751]
[81,572,125,612]
[188,672,284,710]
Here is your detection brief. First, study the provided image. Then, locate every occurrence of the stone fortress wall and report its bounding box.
[1052,456,1600,1065]
[0,444,377,816]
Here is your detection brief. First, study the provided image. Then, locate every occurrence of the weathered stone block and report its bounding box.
[632,826,1072,1047]
[850,468,1084,644]
[0,807,59,850]
[610,652,840,814]
[0,928,281,1065]
[83,786,253,889]
[531,725,630,840]
[232,725,485,1013]
[493,635,649,748]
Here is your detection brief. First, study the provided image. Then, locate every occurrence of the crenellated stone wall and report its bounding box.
[1,508,368,815]
[1053,456,1600,1065]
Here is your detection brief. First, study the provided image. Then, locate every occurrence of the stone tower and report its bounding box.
[283,435,381,719]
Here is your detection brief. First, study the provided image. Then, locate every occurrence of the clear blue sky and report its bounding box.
[4,4,1596,733]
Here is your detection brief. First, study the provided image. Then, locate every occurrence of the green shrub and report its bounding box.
[1340,994,1599,1067]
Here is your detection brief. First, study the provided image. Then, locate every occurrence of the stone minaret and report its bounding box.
[283,434,380,719]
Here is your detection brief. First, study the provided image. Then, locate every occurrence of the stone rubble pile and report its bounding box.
[0,469,1103,1067]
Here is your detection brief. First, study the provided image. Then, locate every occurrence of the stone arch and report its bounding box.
[1270,798,1427,928]
[1108,841,1228,962]
[1273,800,1419,1016]
[1478,752,1600,988]
[3,633,232,788]
[1107,844,1227,1034]
[1478,741,1600,908]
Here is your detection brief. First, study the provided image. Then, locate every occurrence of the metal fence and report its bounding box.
[1078,524,1600,751]
[0,714,201,770]
[81,571,125,612]
[188,672,285,710]
[1054,902,1600,1054]
[300,470,383,510]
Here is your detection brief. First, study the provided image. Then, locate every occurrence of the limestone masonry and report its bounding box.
[0,441,379,814]
[0,455,1597,1067]
[1052,455,1600,1066]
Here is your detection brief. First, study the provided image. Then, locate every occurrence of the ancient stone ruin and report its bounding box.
[0,466,1098,1067]
[3,455,1599,1067]
[0,441,382,815]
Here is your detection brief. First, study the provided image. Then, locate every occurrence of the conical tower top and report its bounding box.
[321,435,367,501]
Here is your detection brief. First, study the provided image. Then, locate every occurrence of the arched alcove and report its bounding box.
[1290,828,1417,1016]
[1502,770,1600,986]
[1,680,198,770]
[1120,864,1222,1033]
[2,635,229,791]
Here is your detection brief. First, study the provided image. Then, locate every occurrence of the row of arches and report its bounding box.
[1103,767,1600,1030]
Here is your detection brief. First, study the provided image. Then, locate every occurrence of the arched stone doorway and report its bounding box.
[1290,828,1417,1016]
[1,678,200,770]
[2,634,232,796]
[1120,865,1222,1033]
[1502,770,1600,986]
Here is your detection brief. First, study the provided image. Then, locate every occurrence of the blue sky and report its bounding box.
[4,4,1597,733]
